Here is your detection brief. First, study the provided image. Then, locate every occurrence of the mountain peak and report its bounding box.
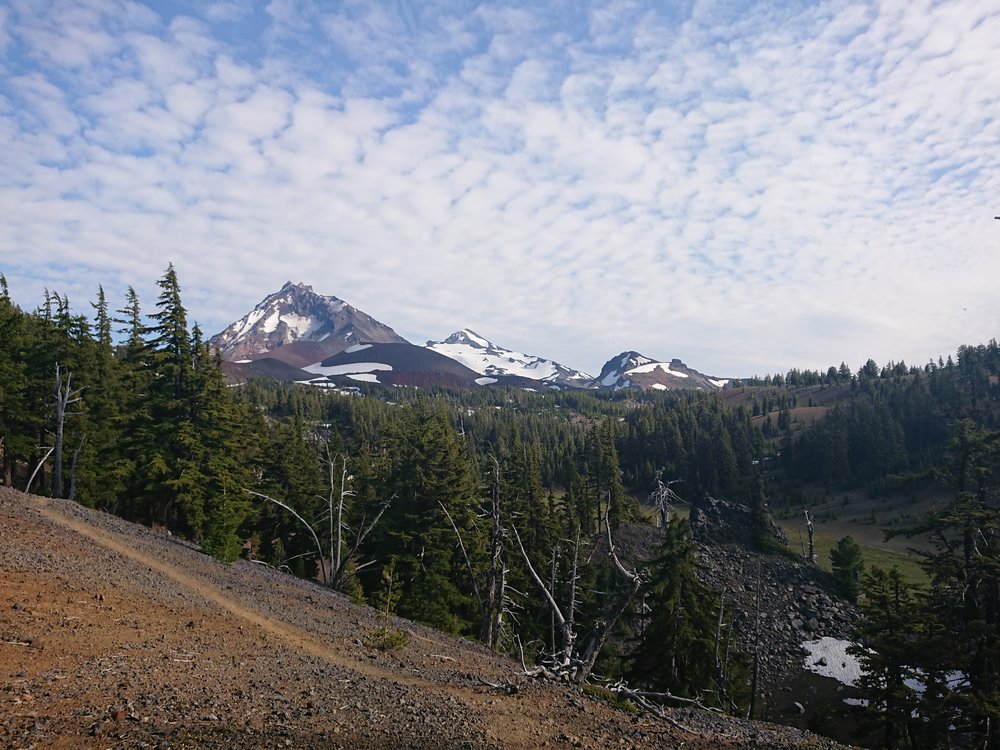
[426,331,592,386]
[593,351,729,391]
[435,329,492,349]
[209,283,407,363]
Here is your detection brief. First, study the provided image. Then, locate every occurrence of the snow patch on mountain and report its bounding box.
[302,362,394,377]
[426,329,592,386]
[626,361,690,378]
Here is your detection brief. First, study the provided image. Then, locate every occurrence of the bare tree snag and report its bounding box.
[247,489,329,584]
[25,447,54,495]
[650,475,684,529]
[513,524,576,669]
[805,509,815,564]
[51,363,84,498]
[575,511,643,680]
[321,447,354,584]
[483,455,505,649]
[514,500,643,684]
[329,496,392,591]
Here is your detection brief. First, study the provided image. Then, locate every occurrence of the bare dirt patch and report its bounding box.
[1,487,850,749]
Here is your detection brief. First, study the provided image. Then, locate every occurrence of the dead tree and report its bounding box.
[650,474,684,528]
[514,499,643,684]
[25,447,54,495]
[804,509,816,564]
[250,448,391,591]
[482,456,506,649]
[323,447,354,585]
[248,489,329,584]
[328,497,391,591]
[318,448,392,591]
[439,498,485,627]
[439,456,509,651]
[51,363,84,498]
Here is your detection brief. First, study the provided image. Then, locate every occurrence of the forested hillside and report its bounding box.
[2,267,999,747]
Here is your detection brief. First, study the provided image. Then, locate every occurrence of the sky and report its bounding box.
[1,0,999,378]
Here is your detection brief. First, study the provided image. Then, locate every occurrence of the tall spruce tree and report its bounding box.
[378,406,479,633]
[848,567,921,750]
[628,518,748,711]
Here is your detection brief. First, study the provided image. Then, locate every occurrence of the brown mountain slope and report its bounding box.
[0,488,849,750]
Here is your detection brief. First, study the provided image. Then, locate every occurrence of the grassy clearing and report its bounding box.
[773,484,947,586]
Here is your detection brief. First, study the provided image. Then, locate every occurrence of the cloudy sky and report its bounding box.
[1,0,998,377]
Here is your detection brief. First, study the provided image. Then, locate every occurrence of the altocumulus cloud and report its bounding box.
[1,0,998,376]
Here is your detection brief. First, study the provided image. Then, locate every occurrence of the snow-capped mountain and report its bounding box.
[425,329,593,386]
[209,282,408,366]
[211,283,732,392]
[592,351,730,392]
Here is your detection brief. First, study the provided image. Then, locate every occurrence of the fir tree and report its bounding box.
[628,518,748,711]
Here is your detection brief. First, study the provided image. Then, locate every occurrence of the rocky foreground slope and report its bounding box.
[0,487,850,749]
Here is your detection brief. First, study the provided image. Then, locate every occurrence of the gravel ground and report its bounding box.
[0,487,854,749]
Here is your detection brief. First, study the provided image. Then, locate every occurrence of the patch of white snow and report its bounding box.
[233,308,266,338]
[279,313,316,338]
[302,362,394,376]
[475,377,499,386]
[345,344,373,353]
[802,637,863,687]
[625,361,690,378]
[601,370,622,387]
[348,373,379,383]
[261,310,281,334]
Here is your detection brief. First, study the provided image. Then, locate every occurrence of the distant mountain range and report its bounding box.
[210,282,730,392]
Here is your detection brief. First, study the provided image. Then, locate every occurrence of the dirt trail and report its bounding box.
[1,489,851,749]
[35,498,443,692]
[10,495,553,748]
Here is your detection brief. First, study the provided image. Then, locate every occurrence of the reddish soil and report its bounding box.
[0,487,850,749]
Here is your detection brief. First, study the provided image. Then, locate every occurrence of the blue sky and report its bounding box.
[1,0,998,377]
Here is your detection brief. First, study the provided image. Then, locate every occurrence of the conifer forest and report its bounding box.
[2,266,999,749]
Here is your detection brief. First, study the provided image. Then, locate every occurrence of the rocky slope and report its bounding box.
[209,282,408,365]
[0,487,853,749]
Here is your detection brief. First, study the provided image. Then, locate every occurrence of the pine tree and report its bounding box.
[628,518,748,711]
[0,276,31,487]
[378,407,479,633]
[848,567,921,750]
[829,536,864,602]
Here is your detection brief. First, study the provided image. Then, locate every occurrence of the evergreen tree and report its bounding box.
[628,518,748,711]
[377,407,479,633]
[830,535,865,602]
[0,276,31,487]
[848,567,921,750]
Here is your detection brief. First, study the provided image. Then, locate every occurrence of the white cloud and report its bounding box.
[1,0,999,377]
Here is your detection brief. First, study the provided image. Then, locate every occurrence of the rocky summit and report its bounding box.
[209,281,407,366]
